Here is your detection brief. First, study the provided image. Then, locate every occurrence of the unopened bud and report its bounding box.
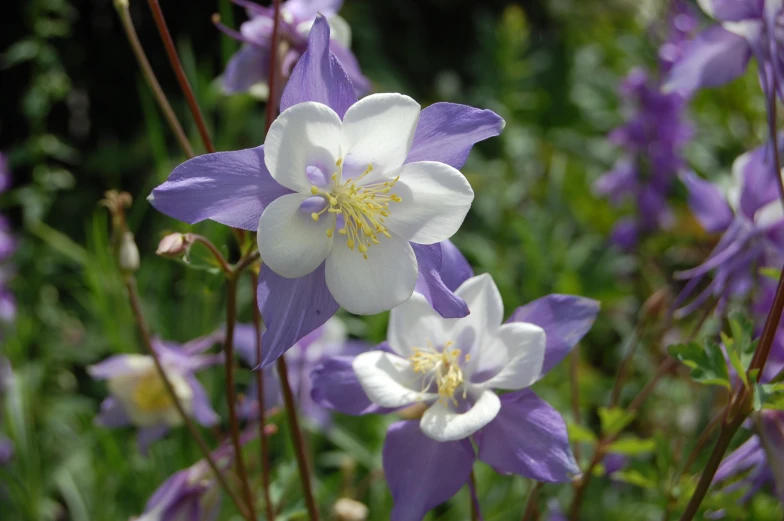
[333,498,368,521]
[118,231,140,273]
[156,233,190,257]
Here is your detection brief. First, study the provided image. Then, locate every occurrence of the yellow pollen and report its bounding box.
[132,372,175,412]
[408,342,465,404]
[310,160,402,258]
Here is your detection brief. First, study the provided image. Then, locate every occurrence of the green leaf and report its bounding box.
[607,436,656,455]
[598,407,636,437]
[611,469,658,489]
[759,382,784,410]
[668,341,731,388]
[567,421,598,444]
[759,266,781,281]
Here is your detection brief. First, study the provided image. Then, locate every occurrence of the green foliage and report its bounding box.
[668,340,731,389]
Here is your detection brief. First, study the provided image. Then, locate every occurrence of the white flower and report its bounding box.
[352,273,546,442]
[258,93,475,315]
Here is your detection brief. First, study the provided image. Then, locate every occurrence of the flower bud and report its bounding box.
[118,231,140,273]
[333,498,368,521]
[156,233,190,258]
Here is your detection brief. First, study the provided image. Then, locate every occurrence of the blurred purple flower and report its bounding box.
[0,154,15,325]
[675,141,784,316]
[312,258,599,521]
[657,1,700,74]
[149,16,505,368]
[88,333,223,454]
[234,316,369,428]
[0,153,10,194]
[0,357,12,465]
[218,0,369,98]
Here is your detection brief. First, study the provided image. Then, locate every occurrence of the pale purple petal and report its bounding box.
[665,25,752,95]
[440,239,474,291]
[736,141,780,219]
[88,355,138,380]
[412,243,469,319]
[234,324,260,366]
[680,171,733,233]
[285,0,343,19]
[138,425,169,456]
[329,40,371,96]
[145,470,191,513]
[95,397,131,427]
[507,295,600,376]
[405,103,505,169]
[0,436,13,465]
[187,376,220,427]
[476,390,580,482]
[222,45,270,94]
[700,0,763,21]
[280,15,357,118]
[310,355,391,415]
[149,146,291,231]
[257,263,339,368]
[383,420,475,521]
[714,435,766,483]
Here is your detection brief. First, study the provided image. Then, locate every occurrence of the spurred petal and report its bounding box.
[280,15,357,118]
[383,161,474,244]
[257,263,339,368]
[664,25,751,95]
[412,243,469,319]
[222,45,269,94]
[420,389,501,442]
[352,351,436,407]
[388,292,449,358]
[476,389,580,482]
[406,102,505,169]
[264,102,342,192]
[714,435,765,483]
[310,355,392,415]
[325,233,418,315]
[473,322,546,390]
[258,193,334,278]
[697,0,763,21]
[383,420,475,521]
[680,171,733,233]
[732,141,781,219]
[341,93,421,173]
[149,146,290,231]
[507,295,600,375]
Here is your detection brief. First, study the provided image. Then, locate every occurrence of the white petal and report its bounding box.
[477,322,546,390]
[258,193,334,278]
[419,388,500,442]
[325,233,417,315]
[352,351,436,407]
[388,292,448,358]
[442,274,504,357]
[341,93,420,173]
[383,161,474,244]
[264,102,342,192]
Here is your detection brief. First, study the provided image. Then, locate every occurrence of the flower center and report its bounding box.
[310,159,402,259]
[132,371,175,413]
[408,341,469,404]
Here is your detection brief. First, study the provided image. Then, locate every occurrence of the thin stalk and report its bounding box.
[190,234,231,275]
[521,482,542,521]
[278,356,320,521]
[252,271,275,521]
[124,277,251,520]
[678,411,723,479]
[609,323,648,408]
[114,1,194,157]
[265,0,284,131]
[144,0,215,153]
[568,350,581,462]
[223,276,257,519]
[470,470,479,521]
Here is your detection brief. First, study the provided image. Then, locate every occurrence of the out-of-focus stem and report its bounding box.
[265,0,284,131]
[521,482,542,521]
[251,271,275,521]
[124,277,251,520]
[189,234,231,275]
[114,1,194,158]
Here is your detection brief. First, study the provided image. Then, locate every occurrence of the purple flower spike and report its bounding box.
[150,16,504,368]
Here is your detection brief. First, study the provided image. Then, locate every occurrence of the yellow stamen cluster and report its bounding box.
[310,159,402,259]
[132,371,175,412]
[409,341,469,404]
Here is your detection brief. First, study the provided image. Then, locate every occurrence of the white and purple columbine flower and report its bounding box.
[148,16,505,368]
[666,0,784,100]
[218,0,369,97]
[675,140,784,315]
[234,315,370,428]
[88,334,222,454]
[311,269,599,521]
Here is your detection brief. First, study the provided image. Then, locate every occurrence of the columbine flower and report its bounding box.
[665,0,783,99]
[149,16,504,367]
[675,141,784,315]
[218,0,369,97]
[312,268,599,521]
[234,316,370,427]
[88,334,222,453]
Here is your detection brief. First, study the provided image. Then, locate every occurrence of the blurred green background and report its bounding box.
[1,0,781,520]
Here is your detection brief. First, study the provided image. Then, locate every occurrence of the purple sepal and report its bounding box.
[680,171,733,233]
[149,146,291,231]
[736,140,781,219]
[138,425,170,456]
[223,45,269,94]
[700,0,763,21]
[412,242,469,319]
[476,389,580,482]
[95,397,131,427]
[440,239,474,291]
[0,436,14,465]
[383,420,475,521]
[279,15,357,119]
[405,102,505,169]
[310,354,391,415]
[187,376,220,426]
[257,262,339,368]
[507,295,600,376]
